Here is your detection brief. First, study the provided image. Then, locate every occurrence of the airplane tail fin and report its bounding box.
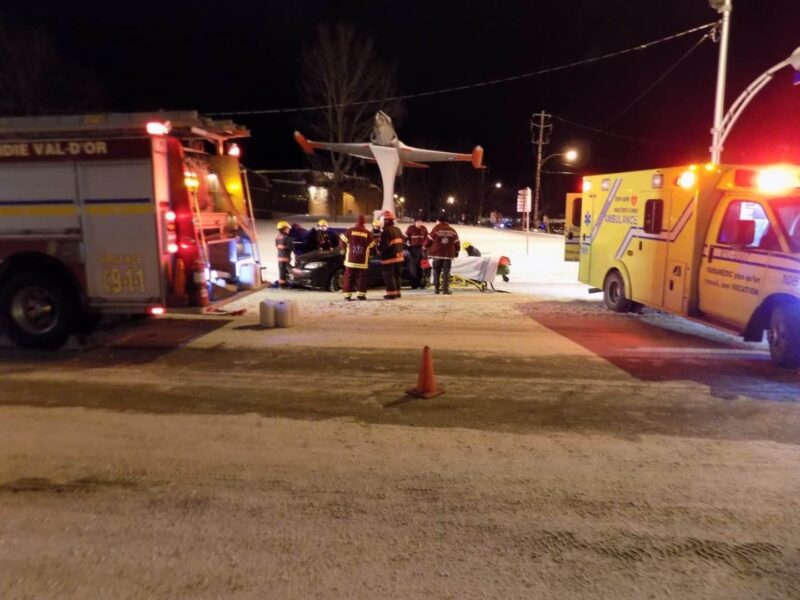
[471,146,484,169]
[294,131,315,154]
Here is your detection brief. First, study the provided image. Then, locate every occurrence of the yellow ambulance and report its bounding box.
[572,163,800,367]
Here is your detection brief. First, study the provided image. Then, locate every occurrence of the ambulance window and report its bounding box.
[571,197,582,227]
[770,197,800,252]
[718,201,773,249]
[643,199,663,234]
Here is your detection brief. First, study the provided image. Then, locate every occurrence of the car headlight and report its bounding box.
[303,261,326,269]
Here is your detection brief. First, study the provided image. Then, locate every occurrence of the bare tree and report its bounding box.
[300,23,403,218]
[0,19,105,116]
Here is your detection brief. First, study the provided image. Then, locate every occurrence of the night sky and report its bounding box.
[4,1,800,215]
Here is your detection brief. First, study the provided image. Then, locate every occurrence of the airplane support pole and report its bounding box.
[370,144,400,217]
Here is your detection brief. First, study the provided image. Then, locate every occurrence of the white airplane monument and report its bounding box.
[294,111,483,218]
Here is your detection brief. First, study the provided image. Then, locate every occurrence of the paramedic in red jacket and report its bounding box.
[405,218,429,289]
[426,216,460,295]
[338,215,375,301]
[378,210,405,299]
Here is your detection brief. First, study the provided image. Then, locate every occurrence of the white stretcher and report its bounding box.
[448,255,507,292]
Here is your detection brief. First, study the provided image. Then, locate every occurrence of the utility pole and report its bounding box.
[530,111,552,227]
[709,0,733,164]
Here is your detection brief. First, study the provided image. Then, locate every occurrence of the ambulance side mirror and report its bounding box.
[734,220,755,246]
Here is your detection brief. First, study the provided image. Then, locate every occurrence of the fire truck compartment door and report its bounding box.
[77,161,164,307]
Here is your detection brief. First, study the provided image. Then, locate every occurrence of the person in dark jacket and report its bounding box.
[306,219,337,252]
[338,215,375,300]
[275,220,293,288]
[462,241,481,257]
[405,218,429,289]
[378,210,405,299]
[426,216,460,294]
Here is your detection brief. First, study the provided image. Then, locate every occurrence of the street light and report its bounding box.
[494,182,502,189]
[446,196,455,205]
[711,44,800,162]
[534,149,577,226]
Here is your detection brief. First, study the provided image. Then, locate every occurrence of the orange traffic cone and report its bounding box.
[406,345,445,398]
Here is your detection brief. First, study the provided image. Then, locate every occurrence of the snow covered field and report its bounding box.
[2,220,799,599]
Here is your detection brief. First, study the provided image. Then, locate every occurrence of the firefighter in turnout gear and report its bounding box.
[338,215,376,301]
[307,219,336,252]
[275,220,293,288]
[426,216,460,294]
[378,210,405,299]
[405,218,429,289]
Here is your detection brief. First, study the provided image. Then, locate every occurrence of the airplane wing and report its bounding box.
[399,144,484,168]
[294,131,375,160]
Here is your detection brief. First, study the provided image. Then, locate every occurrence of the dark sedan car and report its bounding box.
[289,248,429,292]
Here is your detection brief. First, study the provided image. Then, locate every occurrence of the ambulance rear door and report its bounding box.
[564,193,582,262]
[77,159,164,310]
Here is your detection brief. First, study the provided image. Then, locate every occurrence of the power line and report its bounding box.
[599,27,714,131]
[552,114,706,150]
[208,21,719,117]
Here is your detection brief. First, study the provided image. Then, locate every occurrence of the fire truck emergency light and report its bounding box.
[582,180,592,192]
[146,121,171,136]
[164,210,176,223]
[227,143,241,157]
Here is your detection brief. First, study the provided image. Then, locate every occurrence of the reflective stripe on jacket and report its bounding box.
[405,224,429,247]
[342,226,375,268]
[379,225,405,264]
[276,232,293,262]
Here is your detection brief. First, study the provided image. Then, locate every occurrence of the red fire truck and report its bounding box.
[0,111,264,349]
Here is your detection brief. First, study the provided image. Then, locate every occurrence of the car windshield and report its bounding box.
[770,196,800,252]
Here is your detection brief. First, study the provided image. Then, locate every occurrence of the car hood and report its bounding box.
[295,249,343,266]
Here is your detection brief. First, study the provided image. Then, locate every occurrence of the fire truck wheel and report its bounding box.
[767,304,800,368]
[329,269,344,293]
[603,271,633,313]
[0,273,77,349]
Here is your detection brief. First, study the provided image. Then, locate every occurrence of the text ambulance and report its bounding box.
[0,112,263,349]
[568,163,800,367]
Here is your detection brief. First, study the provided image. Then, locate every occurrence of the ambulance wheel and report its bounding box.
[328,269,344,293]
[603,271,633,313]
[0,273,77,349]
[767,304,800,368]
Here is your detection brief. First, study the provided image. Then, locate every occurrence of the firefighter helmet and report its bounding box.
[318,219,328,227]
[277,220,290,230]
[463,241,472,248]
[381,210,396,220]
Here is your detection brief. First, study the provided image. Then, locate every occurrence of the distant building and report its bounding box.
[249,169,381,218]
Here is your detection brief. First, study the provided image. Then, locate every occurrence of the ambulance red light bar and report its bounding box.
[756,167,799,193]
[146,121,171,136]
[731,167,800,193]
